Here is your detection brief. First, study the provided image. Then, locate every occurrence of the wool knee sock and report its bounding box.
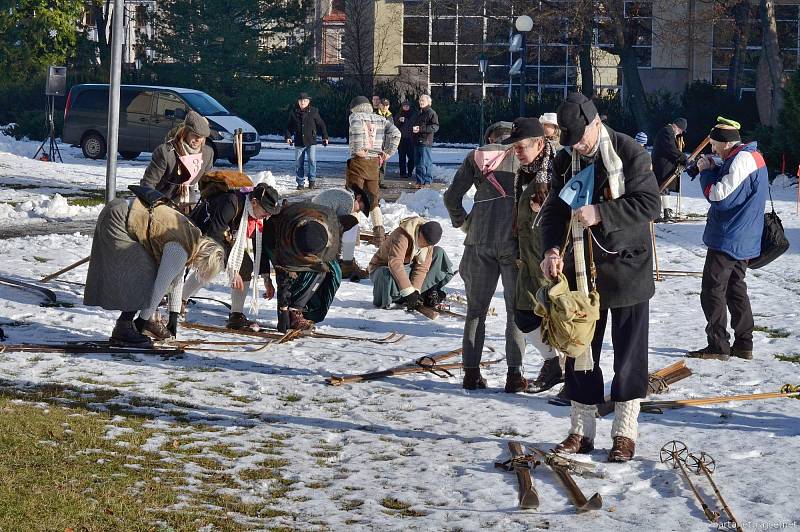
[611,399,641,440]
[569,401,598,440]
[140,242,188,321]
[231,285,247,314]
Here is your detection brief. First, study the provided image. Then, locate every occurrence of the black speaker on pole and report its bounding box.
[45,66,67,97]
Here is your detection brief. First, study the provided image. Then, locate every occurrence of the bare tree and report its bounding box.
[756,0,787,126]
[342,0,402,93]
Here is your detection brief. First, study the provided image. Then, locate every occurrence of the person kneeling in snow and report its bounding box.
[84,188,225,346]
[263,201,359,332]
[368,218,455,311]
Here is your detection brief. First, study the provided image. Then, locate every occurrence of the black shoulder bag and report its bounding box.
[749,185,790,269]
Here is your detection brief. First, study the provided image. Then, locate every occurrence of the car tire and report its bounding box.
[119,151,141,160]
[81,132,107,159]
[228,156,250,166]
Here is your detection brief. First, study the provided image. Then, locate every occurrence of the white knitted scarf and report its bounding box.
[225,198,263,315]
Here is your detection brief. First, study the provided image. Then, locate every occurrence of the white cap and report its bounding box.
[539,113,558,126]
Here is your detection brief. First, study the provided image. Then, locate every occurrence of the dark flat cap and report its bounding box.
[557,93,599,147]
[501,118,545,145]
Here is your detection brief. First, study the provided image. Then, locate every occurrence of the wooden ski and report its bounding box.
[529,446,602,512]
[182,321,403,344]
[642,384,800,412]
[0,341,184,357]
[496,441,540,510]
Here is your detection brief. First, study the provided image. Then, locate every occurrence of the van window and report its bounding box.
[155,92,188,118]
[122,90,154,114]
[182,92,229,116]
[74,89,108,112]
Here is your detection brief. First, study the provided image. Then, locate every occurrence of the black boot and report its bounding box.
[110,319,152,347]
[463,368,487,390]
[663,208,675,222]
[526,357,564,393]
[422,288,446,309]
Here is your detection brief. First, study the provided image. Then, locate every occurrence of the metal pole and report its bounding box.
[519,33,527,117]
[105,0,124,203]
[479,72,485,146]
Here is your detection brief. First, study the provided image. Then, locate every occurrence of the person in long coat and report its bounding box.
[539,93,660,463]
[651,118,688,221]
[85,192,224,346]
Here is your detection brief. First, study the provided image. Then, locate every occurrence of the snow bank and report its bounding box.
[2,193,103,222]
[0,127,34,157]
[772,173,798,188]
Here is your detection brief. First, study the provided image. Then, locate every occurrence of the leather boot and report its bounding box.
[609,399,639,462]
[371,226,386,246]
[134,317,172,340]
[339,259,369,282]
[110,319,152,347]
[555,401,596,453]
[226,312,256,330]
[288,309,315,331]
[504,369,528,393]
[608,436,636,462]
[526,357,564,393]
[554,434,594,454]
[463,368,487,390]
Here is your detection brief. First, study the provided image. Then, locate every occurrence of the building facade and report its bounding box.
[350,0,800,100]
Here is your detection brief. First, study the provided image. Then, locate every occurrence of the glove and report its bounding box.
[678,154,688,166]
[167,311,179,337]
[685,162,701,179]
[401,290,422,311]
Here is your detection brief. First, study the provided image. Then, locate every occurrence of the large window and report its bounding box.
[401,0,652,100]
[712,5,800,94]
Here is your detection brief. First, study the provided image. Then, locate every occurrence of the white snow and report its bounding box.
[1,135,799,530]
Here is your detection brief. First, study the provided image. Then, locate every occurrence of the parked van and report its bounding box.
[62,84,261,164]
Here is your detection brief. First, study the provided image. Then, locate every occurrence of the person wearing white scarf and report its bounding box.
[538,93,661,463]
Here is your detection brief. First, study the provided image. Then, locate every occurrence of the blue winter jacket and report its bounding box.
[699,142,768,260]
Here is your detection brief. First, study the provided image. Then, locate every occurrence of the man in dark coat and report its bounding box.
[141,110,215,207]
[262,202,357,332]
[651,118,688,222]
[412,94,439,187]
[285,92,329,190]
[539,93,660,463]
[394,100,417,178]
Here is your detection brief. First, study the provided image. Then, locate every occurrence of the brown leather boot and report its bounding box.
[289,309,315,331]
[554,434,594,454]
[339,259,369,281]
[504,370,528,393]
[463,368,487,390]
[134,317,172,340]
[608,436,636,462]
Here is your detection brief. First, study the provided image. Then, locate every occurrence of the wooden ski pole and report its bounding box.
[660,136,710,193]
[651,222,661,281]
[236,128,243,174]
[660,441,720,523]
[40,256,90,283]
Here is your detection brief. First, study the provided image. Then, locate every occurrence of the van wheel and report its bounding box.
[228,156,250,166]
[81,132,106,159]
[119,151,141,160]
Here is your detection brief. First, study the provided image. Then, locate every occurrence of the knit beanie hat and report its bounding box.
[710,116,741,143]
[419,221,442,245]
[295,220,329,254]
[634,131,648,145]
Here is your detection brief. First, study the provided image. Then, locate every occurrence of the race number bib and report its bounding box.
[178,153,204,184]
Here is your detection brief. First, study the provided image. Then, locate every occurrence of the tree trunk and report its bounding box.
[756,0,786,126]
[91,1,111,70]
[726,0,751,99]
[619,46,650,131]
[579,27,594,96]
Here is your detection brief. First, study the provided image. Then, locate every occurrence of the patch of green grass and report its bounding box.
[66,197,105,208]
[775,353,800,363]
[380,497,427,517]
[159,381,189,397]
[281,393,302,403]
[490,427,524,438]
[32,256,50,263]
[339,499,364,511]
[754,325,791,338]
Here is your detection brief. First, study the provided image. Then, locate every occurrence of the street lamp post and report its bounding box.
[515,15,533,117]
[479,55,489,145]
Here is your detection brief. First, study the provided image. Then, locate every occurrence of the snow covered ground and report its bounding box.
[1,134,799,530]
